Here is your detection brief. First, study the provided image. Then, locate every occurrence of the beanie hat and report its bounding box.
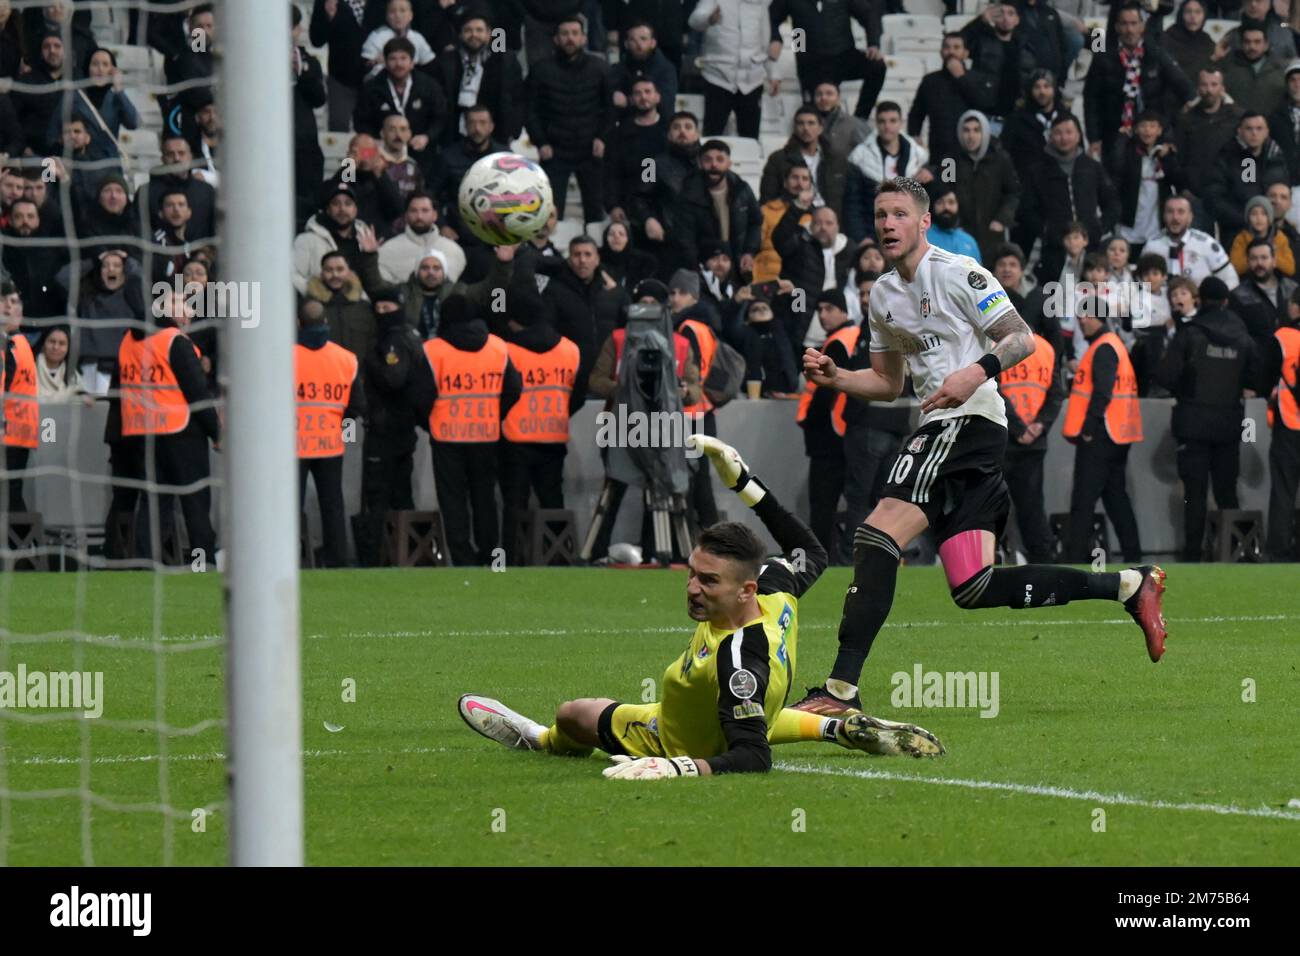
[633,278,668,303]
[668,268,699,298]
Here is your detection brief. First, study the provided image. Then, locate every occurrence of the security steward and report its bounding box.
[668,269,721,532]
[411,294,522,566]
[1266,288,1300,559]
[295,300,365,567]
[1063,296,1145,564]
[501,276,581,564]
[1155,277,1259,562]
[356,292,423,566]
[2,287,38,513]
[999,316,1067,562]
[116,290,220,563]
[795,289,858,560]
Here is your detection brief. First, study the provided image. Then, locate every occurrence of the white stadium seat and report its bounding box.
[102,44,164,87]
[318,131,350,164]
[906,0,948,17]
[944,14,972,35]
[882,54,928,82]
[675,93,705,121]
[1204,18,1236,42]
[881,14,943,54]
[892,36,944,58]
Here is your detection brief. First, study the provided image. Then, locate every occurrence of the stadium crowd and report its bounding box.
[0,0,1297,567]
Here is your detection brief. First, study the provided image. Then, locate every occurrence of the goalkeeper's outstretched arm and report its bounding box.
[690,435,828,598]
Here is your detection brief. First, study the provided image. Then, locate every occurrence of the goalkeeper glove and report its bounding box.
[686,435,766,506]
[602,755,701,780]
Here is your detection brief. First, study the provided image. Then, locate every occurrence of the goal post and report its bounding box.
[221,0,303,866]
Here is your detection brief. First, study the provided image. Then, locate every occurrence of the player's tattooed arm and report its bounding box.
[984,310,1036,372]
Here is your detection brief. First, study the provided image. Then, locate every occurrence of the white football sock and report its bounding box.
[1117,569,1143,604]
[826,678,858,701]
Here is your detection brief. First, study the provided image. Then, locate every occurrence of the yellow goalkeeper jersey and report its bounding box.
[656,580,798,760]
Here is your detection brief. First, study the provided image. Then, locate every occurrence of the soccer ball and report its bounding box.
[457,152,554,246]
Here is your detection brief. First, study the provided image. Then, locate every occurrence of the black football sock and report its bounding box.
[951,564,1121,610]
[829,525,901,687]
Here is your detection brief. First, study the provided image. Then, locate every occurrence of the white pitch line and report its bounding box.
[14,746,446,767]
[11,613,1298,645]
[774,761,1300,822]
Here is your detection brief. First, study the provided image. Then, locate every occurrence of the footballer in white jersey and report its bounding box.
[789,176,1169,725]
[867,245,1016,429]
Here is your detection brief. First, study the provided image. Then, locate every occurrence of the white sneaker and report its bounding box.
[458,694,545,751]
[837,713,946,758]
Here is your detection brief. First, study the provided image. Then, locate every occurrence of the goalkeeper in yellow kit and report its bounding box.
[458,436,944,780]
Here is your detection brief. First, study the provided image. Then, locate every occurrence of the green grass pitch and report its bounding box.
[1,563,1297,866]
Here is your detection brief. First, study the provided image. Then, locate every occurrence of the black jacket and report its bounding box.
[1084,42,1193,160]
[908,66,998,163]
[353,69,448,144]
[1267,99,1300,182]
[310,0,385,89]
[525,49,615,161]
[1001,98,1063,181]
[962,18,1037,117]
[604,116,670,221]
[10,63,65,155]
[1109,136,1187,228]
[1020,146,1120,251]
[1173,99,1246,191]
[759,136,849,216]
[772,203,854,296]
[2,222,68,319]
[770,0,880,57]
[139,172,218,243]
[433,46,526,145]
[364,312,424,453]
[294,45,328,151]
[672,170,762,274]
[645,140,700,231]
[542,265,629,397]
[1156,307,1259,441]
[1013,0,1070,83]
[1229,275,1297,391]
[0,92,23,155]
[1204,137,1290,237]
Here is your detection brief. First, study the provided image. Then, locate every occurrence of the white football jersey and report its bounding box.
[868,245,1017,428]
[1142,228,1239,290]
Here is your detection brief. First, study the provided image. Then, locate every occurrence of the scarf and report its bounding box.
[345,0,366,25]
[1137,141,1164,179]
[1119,42,1145,136]
[36,352,80,402]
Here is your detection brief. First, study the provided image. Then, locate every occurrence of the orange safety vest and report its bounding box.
[294,341,358,458]
[119,328,200,437]
[1062,331,1143,444]
[999,333,1056,425]
[1271,327,1300,430]
[424,334,510,442]
[797,324,860,437]
[503,337,579,443]
[678,318,717,415]
[3,334,38,448]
